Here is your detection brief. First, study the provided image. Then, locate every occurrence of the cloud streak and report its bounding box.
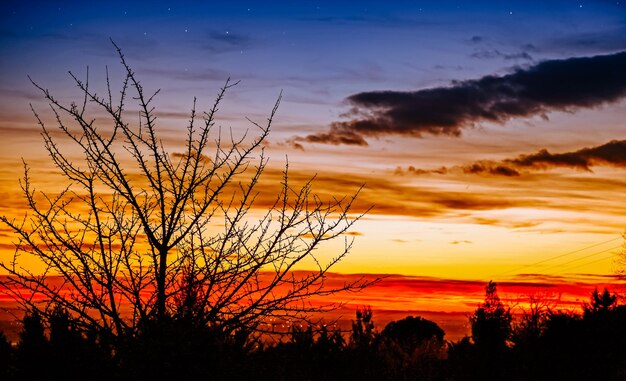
[300,51,626,145]
[397,139,626,178]
[203,30,254,54]
[462,139,626,177]
[509,140,626,171]
[470,49,533,61]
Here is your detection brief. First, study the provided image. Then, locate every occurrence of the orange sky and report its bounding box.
[2,1,626,322]
[1,271,621,341]
[2,92,626,316]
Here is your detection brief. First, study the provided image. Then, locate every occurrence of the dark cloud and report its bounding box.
[394,166,447,176]
[419,139,626,177]
[434,196,515,210]
[463,163,521,177]
[490,165,520,177]
[300,51,626,145]
[509,139,626,171]
[394,139,626,178]
[296,126,368,146]
[394,162,521,177]
[464,139,626,176]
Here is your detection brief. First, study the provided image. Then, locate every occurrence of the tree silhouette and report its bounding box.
[583,288,617,318]
[379,316,446,381]
[350,306,376,349]
[380,315,444,354]
[0,41,370,342]
[470,281,511,351]
[0,330,12,380]
[14,309,49,380]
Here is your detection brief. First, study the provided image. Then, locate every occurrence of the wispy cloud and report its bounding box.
[203,30,254,54]
[546,26,626,53]
[246,168,543,220]
[470,49,533,61]
[141,67,235,82]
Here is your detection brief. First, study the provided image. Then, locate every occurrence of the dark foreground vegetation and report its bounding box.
[1,282,626,381]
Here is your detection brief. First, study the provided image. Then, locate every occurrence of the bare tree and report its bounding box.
[0,42,370,338]
[512,291,560,346]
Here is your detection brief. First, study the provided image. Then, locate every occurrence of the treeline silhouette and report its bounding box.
[1,282,626,380]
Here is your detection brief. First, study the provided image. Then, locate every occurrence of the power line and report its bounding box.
[540,245,621,273]
[528,237,620,267]
[491,235,622,279]
[557,253,617,274]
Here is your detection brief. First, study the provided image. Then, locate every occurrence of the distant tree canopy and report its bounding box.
[0,41,370,342]
[381,315,444,353]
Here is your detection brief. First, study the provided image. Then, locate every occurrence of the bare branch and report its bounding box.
[1,42,370,342]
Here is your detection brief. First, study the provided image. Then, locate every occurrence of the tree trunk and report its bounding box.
[157,247,168,321]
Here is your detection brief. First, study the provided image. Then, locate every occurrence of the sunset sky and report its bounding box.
[2,0,626,319]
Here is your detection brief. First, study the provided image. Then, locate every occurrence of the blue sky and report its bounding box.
[3,1,624,115]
